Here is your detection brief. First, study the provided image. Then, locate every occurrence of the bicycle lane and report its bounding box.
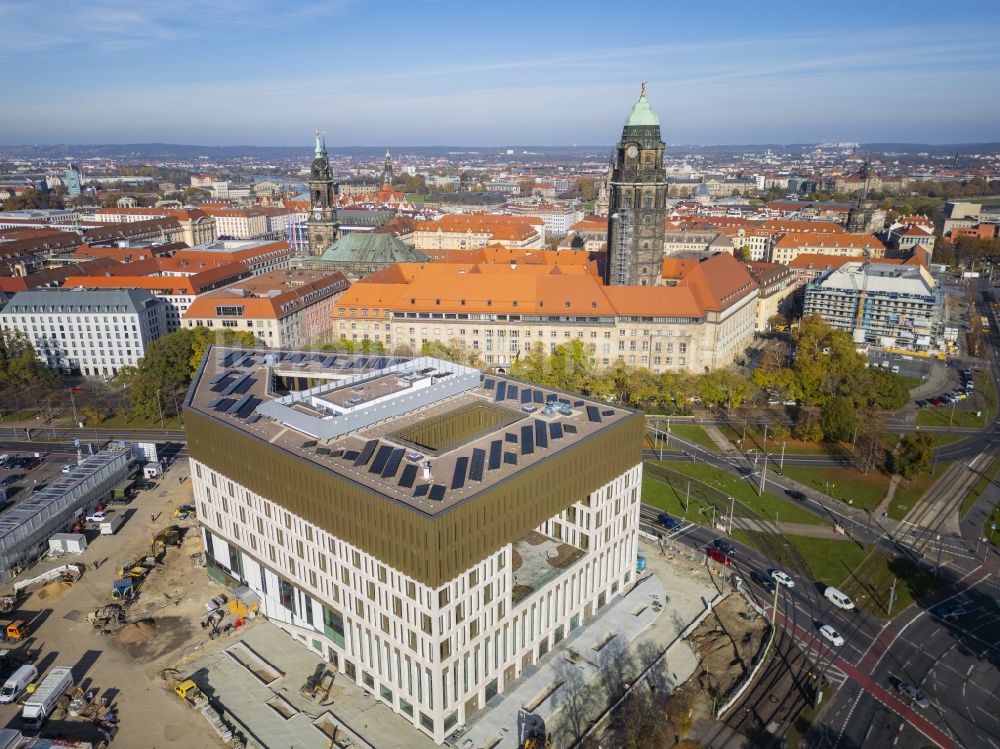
[774,609,957,749]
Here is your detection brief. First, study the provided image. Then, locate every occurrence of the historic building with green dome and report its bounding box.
[604,84,669,287]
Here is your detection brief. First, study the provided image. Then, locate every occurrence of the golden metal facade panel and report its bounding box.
[186,408,642,587]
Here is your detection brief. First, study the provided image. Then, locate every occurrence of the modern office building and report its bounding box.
[186,349,642,744]
[0,287,167,377]
[803,261,944,349]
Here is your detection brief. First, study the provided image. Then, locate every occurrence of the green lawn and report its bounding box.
[888,461,951,521]
[840,549,945,618]
[781,465,889,511]
[716,424,835,456]
[89,413,184,430]
[666,424,718,451]
[650,461,824,525]
[731,529,868,585]
[640,474,712,525]
[961,456,1000,518]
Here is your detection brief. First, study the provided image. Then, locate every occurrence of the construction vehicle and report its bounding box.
[174,504,197,520]
[151,525,182,556]
[300,667,335,704]
[2,620,29,643]
[111,577,135,601]
[174,679,208,709]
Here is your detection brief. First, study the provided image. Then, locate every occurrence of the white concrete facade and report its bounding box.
[190,459,641,745]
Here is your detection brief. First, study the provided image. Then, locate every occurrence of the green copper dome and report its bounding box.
[624,94,660,128]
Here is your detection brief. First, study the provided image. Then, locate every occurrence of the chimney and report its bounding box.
[510,259,517,270]
[422,461,431,480]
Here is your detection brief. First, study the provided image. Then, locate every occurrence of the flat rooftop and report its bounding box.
[187,347,629,517]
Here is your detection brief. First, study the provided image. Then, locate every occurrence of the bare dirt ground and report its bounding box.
[0,458,237,748]
[687,594,768,702]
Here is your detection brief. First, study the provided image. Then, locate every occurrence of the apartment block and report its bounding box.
[0,287,166,377]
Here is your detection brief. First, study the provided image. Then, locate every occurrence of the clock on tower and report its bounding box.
[307,129,340,256]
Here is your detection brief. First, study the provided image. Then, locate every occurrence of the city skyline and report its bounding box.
[2,0,999,147]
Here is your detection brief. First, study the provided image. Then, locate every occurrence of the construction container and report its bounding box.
[48,533,88,554]
[98,511,124,536]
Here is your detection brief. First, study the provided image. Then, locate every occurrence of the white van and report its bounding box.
[0,664,37,704]
[825,586,856,610]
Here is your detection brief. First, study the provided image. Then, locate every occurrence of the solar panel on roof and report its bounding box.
[329,449,344,458]
[211,376,235,393]
[399,463,418,488]
[488,440,502,470]
[586,405,602,423]
[322,356,336,368]
[227,393,253,415]
[469,448,485,482]
[343,450,359,461]
[213,398,236,412]
[414,483,430,498]
[520,425,534,455]
[549,422,563,439]
[451,457,468,490]
[602,409,614,417]
[504,451,517,465]
[429,484,446,501]
[208,397,224,409]
[508,385,518,401]
[495,381,507,401]
[222,351,240,367]
[221,373,250,396]
[505,432,517,443]
[356,357,369,368]
[574,400,585,407]
[316,448,330,456]
[563,423,577,434]
[381,448,404,479]
[233,376,255,395]
[245,414,261,424]
[520,389,531,404]
[369,445,393,474]
[546,393,558,403]
[484,378,495,390]
[533,390,544,403]
[353,440,378,467]
[289,353,303,363]
[209,372,230,385]
[374,357,388,369]
[534,420,548,449]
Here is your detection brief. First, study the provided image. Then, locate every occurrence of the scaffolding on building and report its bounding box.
[610,205,632,285]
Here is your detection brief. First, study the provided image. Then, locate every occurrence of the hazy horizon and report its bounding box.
[2,0,999,146]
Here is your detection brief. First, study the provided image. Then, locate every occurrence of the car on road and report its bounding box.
[785,489,806,501]
[706,548,732,566]
[929,397,943,406]
[824,586,856,610]
[60,464,74,474]
[749,571,776,592]
[896,682,929,708]
[935,604,967,621]
[914,399,927,408]
[713,539,737,556]
[818,624,845,646]
[85,511,108,523]
[769,569,795,588]
[657,513,681,531]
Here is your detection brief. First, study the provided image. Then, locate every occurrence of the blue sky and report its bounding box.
[1,0,999,146]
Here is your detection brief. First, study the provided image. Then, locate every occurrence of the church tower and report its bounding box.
[308,130,339,255]
[604,84,668,286]
[380,149,395,187]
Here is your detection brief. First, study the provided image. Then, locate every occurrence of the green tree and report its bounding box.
[821,396,858,443]
[0,329,59,390]
[733,245,750,261]
[892,433,935,479]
